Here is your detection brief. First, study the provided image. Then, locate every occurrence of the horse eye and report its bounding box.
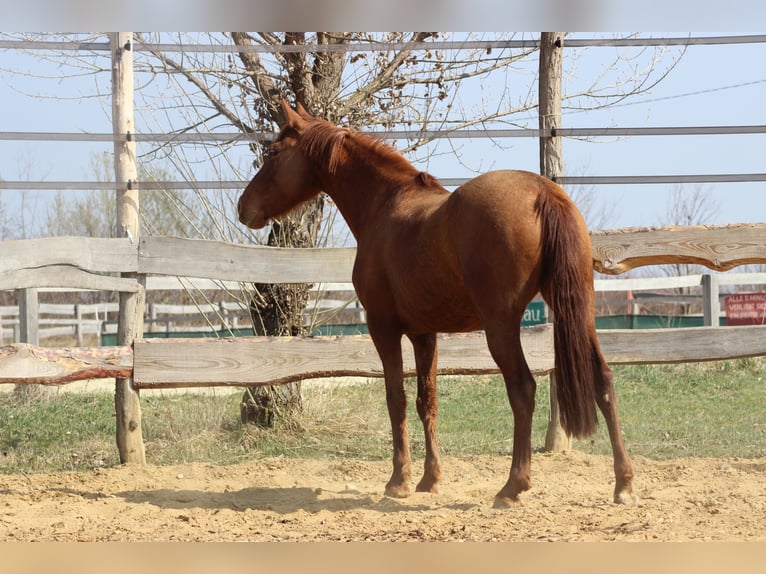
[263,145,279,160]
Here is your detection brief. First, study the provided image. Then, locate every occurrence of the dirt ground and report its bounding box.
[1,450,764,542]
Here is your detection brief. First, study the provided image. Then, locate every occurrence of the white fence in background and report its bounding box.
[4,272,766,345]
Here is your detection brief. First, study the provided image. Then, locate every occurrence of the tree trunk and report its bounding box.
[240,197,324,426]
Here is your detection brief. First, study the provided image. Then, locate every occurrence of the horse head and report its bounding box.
[238,100,324,229]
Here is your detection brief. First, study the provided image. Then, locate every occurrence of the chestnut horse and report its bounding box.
[238,101,635,507]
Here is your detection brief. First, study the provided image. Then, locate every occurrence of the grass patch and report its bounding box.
[1,358,764,475]
[0,392,119,473]
[581,358,766,459]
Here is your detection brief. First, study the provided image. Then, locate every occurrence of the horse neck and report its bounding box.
[318,161,408,241]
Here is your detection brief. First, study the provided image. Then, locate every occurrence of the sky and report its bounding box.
[1,33,765,237]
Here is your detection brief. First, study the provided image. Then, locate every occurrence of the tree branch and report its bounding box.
[136,33,255,136]
[230,32,285,125]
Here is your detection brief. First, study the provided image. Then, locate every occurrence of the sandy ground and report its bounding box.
[1,449,765,542]
[2,379,765,542]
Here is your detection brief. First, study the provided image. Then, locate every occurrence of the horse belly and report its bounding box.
[394,282,483,334]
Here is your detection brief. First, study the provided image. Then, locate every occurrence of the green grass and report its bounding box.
[1,358,764,475]
[591,359,766,459]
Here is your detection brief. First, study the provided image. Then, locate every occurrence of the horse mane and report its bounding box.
[299,119,437,187]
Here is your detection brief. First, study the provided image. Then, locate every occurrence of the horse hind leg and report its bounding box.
[484,324,536,507]
[408,333,442,493]
[592,346,638,504]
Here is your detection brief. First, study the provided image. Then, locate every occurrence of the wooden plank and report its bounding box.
[138,236,356,283]
[0,343,133,385]
[0,266,141,292]
[0,237,137,275]
[133,329,547,388]
[5,324,766,387]
[132,324,766,389]
[595,275,702,292]
[591,224,766,274]
[600,325,766,364]
[2,225,764,287]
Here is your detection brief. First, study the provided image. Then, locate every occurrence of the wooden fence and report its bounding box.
[4,271,766,346]
[0,282,364,345]
[4,227,766,380]
[3,225,766,402]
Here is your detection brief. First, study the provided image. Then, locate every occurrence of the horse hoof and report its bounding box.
[415,479,440,494]
[614,490,640,505]
[384,484,411,498]
[492,495,521,509]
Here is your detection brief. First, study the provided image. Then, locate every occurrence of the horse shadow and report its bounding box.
[108,485,477,515]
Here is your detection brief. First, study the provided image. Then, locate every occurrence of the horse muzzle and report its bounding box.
[238,207,267,230]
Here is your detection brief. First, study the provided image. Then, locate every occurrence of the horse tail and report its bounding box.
[535,182,599,439]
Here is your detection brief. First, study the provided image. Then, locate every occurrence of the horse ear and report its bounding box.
[295,101,313,120]
[281,99,306,130]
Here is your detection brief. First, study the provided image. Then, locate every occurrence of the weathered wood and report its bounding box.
[539,31,568,452]
[600,325,766,364]
[138,236,356,283]
[18,288,39,345]
[0,265,141,292]
[2,224,766,290]
[539,32,564,182]
[702,274,721,327]
[133,328,550,387]
[112,31,145,466]
[0,237,137,275]
[545,373,571,451]
[5,323,766,388]
[132,324,766,388]
[0,344,133,384]
[591,223,766,274]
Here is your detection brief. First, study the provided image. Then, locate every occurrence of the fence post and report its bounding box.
[74,303,83,346]
[17,287,39,345]
[112,31,146,465]
[15,287,50,399]
[702,273,721,326]
[539,32,572,452]
[149,303,157,333]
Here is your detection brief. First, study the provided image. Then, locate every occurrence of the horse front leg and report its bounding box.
[407,333,442,493]
[369,324,411,498]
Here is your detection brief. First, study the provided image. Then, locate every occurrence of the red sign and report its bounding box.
[725,293,766,326]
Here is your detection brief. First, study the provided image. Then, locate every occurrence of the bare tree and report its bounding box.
[0,190,10,241]
[646,183,722,316]
[44,153,202,240]
[659,183,721,278]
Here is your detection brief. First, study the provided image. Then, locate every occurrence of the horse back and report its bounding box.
[353,170,579,333]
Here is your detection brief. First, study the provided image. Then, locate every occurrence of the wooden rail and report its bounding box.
[590,224,766,274]
[0,344,132,385]
[2,225,765,292]
[2,225,766,387]
[5,322,766,387]
[131,324,766,388]
[14,271,766,345]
